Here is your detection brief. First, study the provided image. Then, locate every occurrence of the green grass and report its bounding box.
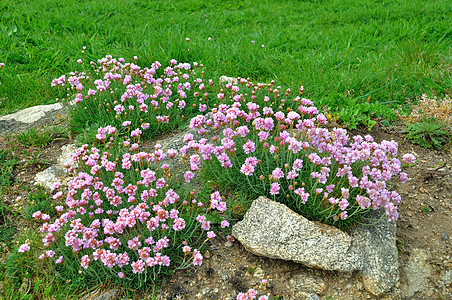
[16,126,68,148]
[0,150,17,194]
[1,0,451,120]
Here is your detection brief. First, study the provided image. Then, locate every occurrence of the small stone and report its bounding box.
[89,289,120,300]
[290,274,327,294]
[253,267,265,278]
[439,270,452,287]
[309,295,320,300]
[400,248,432,298]
[213,288,219,293]
[202,287,210,295]
[224,241,233,248]
[220,272,229,281]
[442,233,449,241]
[204,250,211,258]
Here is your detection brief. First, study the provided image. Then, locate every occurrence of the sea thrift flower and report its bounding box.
[193,249,203,266]
[270,182,280,195]
[18,243,30,253]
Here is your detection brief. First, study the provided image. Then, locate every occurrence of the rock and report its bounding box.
[224,241,233,248]
[220,272,229,281]
[439,270,452,288]
[34,144,76,190]
[400,248,432,298]
[0,103,68,135]
[442,233,449,241]
[290,273,327,294]
[232,197,400,297]
[81,289,120,300]
[0,103,64,124]
[253,267,265,278]
[352,210,399,296]
[232,197,363,272]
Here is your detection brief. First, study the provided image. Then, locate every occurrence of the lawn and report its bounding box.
[0,0,451,124]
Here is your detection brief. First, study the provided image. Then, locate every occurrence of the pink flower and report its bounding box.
[131,260,145,274]
[340,211,348,219]
[81,255,91,269]
[193,249,203,266]
[269,182,280,195]
[237,293,249,300]
[294,187,309,203]
[220,220,230,228]
[118,272,125,278]
[131,128,142,137]
[240,164,255,176]
[172,217,186,231]
[184,171,194,183]
[18,243,30,253]
[402,153,416,164]
[271,168,284,180]
[247,289,257,298]
[207,231,216,239]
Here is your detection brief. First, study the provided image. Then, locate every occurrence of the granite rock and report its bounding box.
[352,211,399,296]
[34,144,76,190]
[232,197,399,296]
[400,248,432,298]
[232,196,363,272]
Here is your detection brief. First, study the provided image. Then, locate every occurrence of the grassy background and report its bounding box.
[0,0,451,120]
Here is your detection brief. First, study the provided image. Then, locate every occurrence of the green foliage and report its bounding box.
[321,91,397,130]
[22,186,56,221]
[0,199,17,253]
[21,149,51,169]
[406,118,451,149]
[421,205,431,213]
[1,0,451,129]
[0,150,17,193]
[16,126,68,148]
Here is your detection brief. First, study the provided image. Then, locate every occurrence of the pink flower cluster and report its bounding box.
[22,127,229,280]
[182,78,414,224]
[52,55,212,136]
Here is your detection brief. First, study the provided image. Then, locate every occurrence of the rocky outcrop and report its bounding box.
[232,197,399,296]
[0,103,68,134]
[232,196,363,272]
[400,248,432,298]
[34,144,76,190]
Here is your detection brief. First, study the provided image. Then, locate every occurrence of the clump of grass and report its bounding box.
[22,186,56,222]
[0,150,17,193]
[16,126,68,148]
[406,118,451,149]
[397,94,452,149]
[398,94,452,127]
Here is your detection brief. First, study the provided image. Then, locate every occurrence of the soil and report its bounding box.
[1,122,451,300]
